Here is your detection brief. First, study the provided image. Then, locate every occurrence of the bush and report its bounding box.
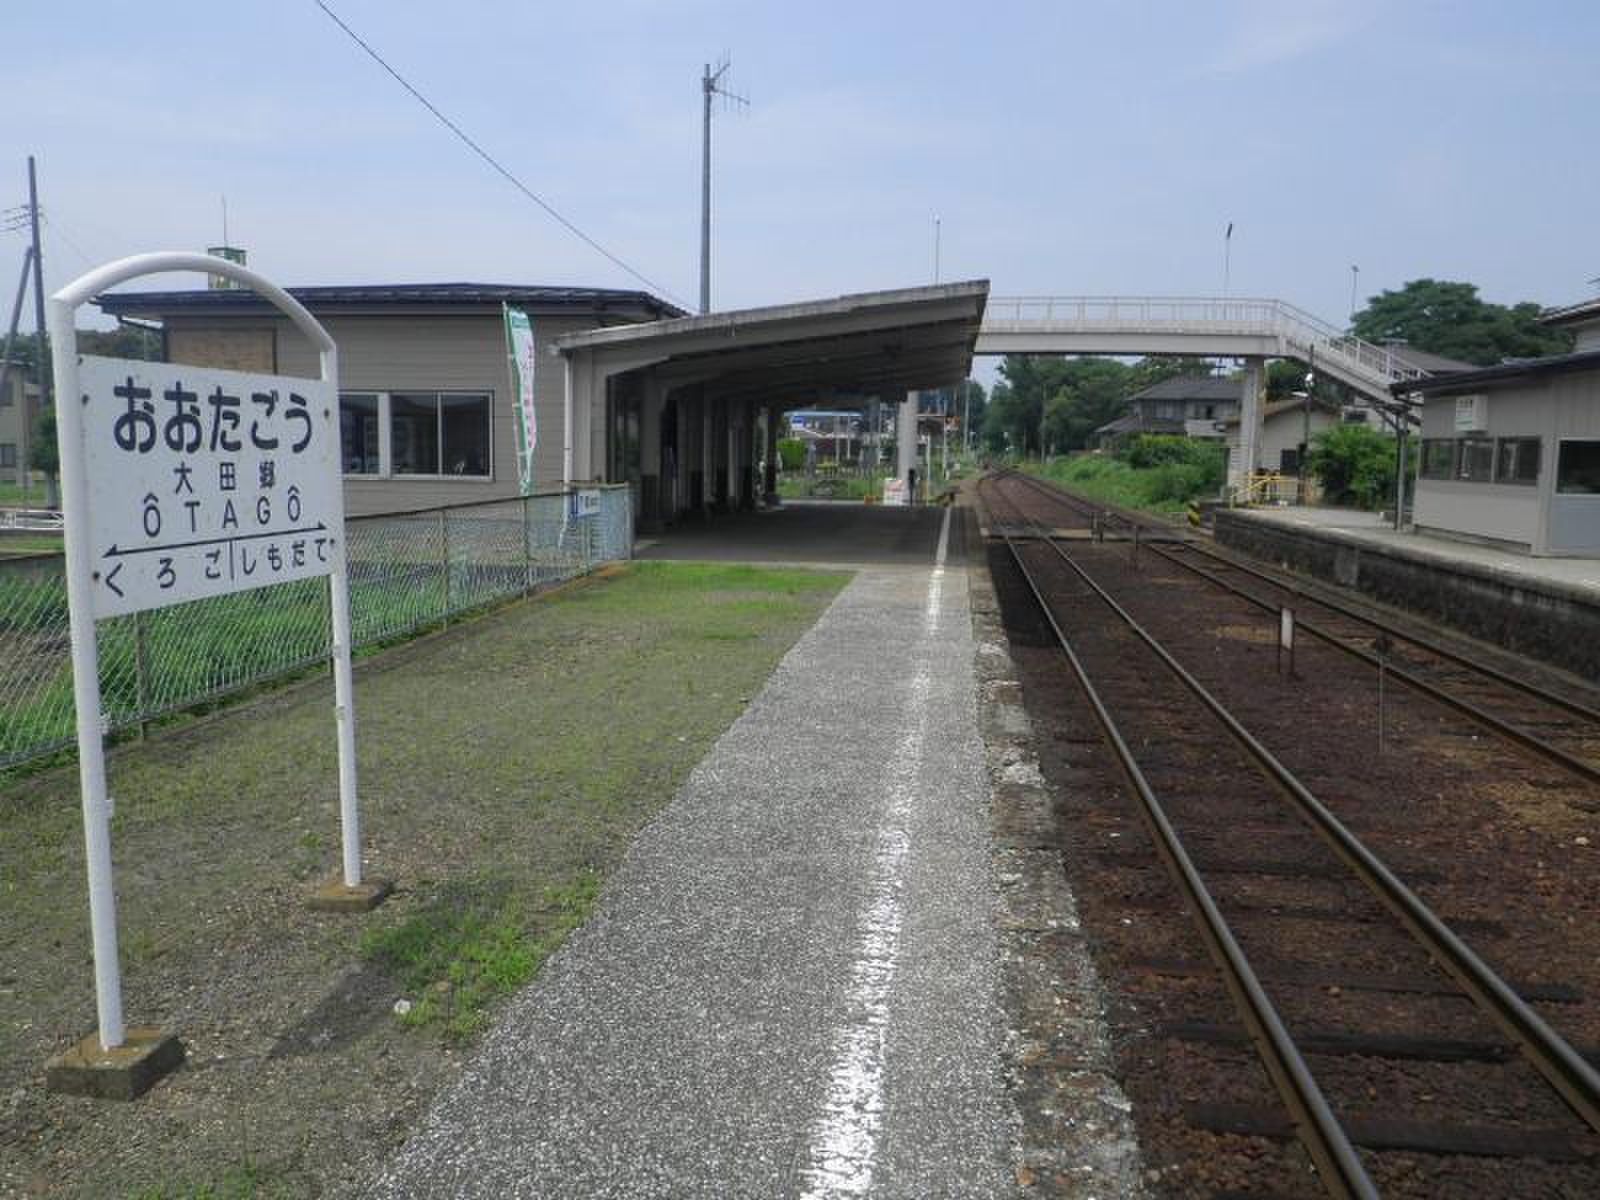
[1307,425,1397,509]
[776,438,805,472]
[1034,444,1223,513]
[1119,434,1219,472]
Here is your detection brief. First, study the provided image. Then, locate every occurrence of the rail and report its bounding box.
[982,468,1600,1188]
[981,473,1376,1197]
[1004,469,1600,787]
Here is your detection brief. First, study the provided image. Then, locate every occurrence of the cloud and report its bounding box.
[1201,0,1377,74]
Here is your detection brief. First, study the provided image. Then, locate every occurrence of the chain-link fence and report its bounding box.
[0,485,633,770]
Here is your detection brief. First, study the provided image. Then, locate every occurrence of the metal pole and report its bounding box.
[962,381,970,459]
[28,158,47,413]
[1350,265,1359,326]
[1394,419,1408,531]
[134,609,150,740]
[933,215,941,285]
[940,388,948,483]
[438,508,451,622]
[1223,222,1232,298]
[522,494,533,593]
[699,64,712,315]
[26,158,50,504]
[561,353,574,489]
[319,342,365,889]
[1300,345,1315,505]
[47,292,124,1049]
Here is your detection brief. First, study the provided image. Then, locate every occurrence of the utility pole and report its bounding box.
[24,157,49,504]
[0,249,33,409]
[699,59,746,315]
[933,214,941,284]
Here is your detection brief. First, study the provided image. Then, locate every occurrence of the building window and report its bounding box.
[1456,437,1495,482]
[1420,439,1454,480]
[338,390,493,479]
[391,393,443,476]
[1557,440,1600,495]
[340,393,381,475]
[1494,437,1540,486]
[441,394,491,476]
[0,443,14,468]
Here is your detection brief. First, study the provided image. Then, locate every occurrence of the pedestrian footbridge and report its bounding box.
[977,296,1429,403]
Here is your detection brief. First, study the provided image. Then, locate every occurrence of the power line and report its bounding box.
[312,1,687,308]
[41,213,99,273]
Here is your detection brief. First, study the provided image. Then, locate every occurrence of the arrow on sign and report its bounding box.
[103,562,124,599]
[101,521,330,558]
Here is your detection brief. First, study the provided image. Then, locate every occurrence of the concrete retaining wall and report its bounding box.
[1213,510,1600,681]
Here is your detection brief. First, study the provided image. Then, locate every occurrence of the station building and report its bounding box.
[96,279,988,526]
[96,283,679,517]
[1400,301,1600,556]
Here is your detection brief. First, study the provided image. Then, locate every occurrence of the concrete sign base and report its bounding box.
[45,1027,185,1101]
[307,876,394,913]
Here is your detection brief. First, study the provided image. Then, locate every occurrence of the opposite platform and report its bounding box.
[368,508,1016,1197]
[1215,505,1600,680]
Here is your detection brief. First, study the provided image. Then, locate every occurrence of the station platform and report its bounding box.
[636,500,956,567]
[370,505,1017,1196]
[1214,505,1600,679]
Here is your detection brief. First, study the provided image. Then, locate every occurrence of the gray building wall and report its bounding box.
[165,311,596,516]
[1415,369,1600,555]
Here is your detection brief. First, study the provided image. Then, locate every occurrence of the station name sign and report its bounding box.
[78,355,339,619]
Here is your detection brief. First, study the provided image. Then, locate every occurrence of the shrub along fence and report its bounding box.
[0,486,633,771]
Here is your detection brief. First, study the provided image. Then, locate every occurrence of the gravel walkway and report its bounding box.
[368,513,1016,1197]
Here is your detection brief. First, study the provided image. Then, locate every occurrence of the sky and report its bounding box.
[4,0,1598,350]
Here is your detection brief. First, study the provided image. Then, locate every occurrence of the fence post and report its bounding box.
[438,508,451,626]
[133,610,150,740]
[522,494,533,596]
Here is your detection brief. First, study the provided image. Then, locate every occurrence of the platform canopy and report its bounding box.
[553,279,990,408]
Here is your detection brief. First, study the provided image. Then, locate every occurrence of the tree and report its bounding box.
[28,405,59,508]
[1040,358,1136,451]
[1351,279,1572,366]
[982,355,1245,456]
[776,437,805,472]
[1307,424,1396,509]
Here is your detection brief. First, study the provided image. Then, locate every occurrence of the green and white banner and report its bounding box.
[503,305,537,496]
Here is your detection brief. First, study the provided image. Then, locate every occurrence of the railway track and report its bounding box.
[993,468,1600,789]
[976,470,1600,1197]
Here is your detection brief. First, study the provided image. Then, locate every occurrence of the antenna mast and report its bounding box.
[700,57,747,314]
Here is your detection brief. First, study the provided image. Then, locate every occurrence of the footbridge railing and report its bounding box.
[981,295,1431,400]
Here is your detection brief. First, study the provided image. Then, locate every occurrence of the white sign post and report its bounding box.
[47,254,379,1084]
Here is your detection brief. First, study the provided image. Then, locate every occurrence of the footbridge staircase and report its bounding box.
[976,296,1431,403]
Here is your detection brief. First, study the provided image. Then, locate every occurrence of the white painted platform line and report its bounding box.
[799,506,950,1198]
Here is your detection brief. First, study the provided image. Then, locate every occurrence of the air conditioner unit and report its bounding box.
[1453,394,1488,434]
